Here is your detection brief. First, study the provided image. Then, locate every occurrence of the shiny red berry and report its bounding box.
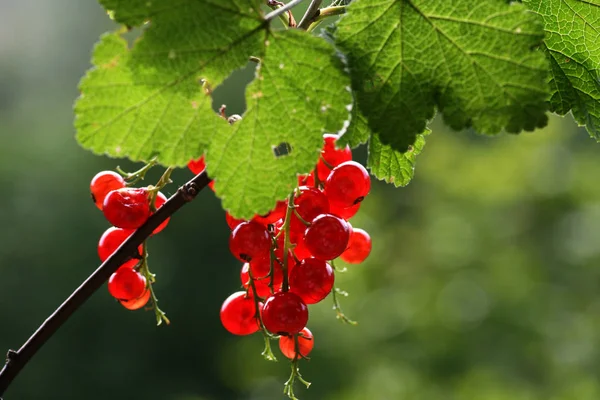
[220,291,262,335]
[119,289,151,310]
[341,228,372,264]
[317,134,352,181]
[151,191,169,234]
[103,188,151,229]
[279,328,314,359]
[229,221,271,262]
[289,258,334,304]
[303,214,351,260]
[108,266,147,301]
[97,227,140,268]
[262,292,308,335]
[187,156,206,175]
[290,186,330,234]
[90,171,126,210]
[325,161,371,209]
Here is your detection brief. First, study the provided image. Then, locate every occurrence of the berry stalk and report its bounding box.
[0,170,211,398]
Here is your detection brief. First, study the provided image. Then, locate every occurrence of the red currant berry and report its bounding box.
[303,214,350,260]
[220,291,262,335]
[90,171,126,210]
[108,266,147,301]
[325,161,371,209]
[249,254,282,282]
[274,218,301,246]
[151,191,170,234]
[341,228,372,264]
[119,289,151,310]
[290,186,330,233]
[262,292,308,335]
[187,156,206,175]
[330,201,360,221]
[103,188,151,229]
[317,134,352,182]
[97,227,141,268]
[229,221,271,262]
[289,258,334,304]
[279,328,314,359]
[253,200,287,226]
[226,212,246,230]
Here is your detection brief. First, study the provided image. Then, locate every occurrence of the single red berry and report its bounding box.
[151,191,170,234]
[303,214,351,260]
[108,266,147,301]
[249,254,284,284]
[120,289,151,310]
[290,186,330,233]
[226,212,246,230]
[220,291,262,335]
[253,200,287,226]
[293,239,312,260]
[103,188,151,229]
[279,328,314,359]
[290,258,334,304]
[262,292,308,335]
[97,227,141,268]
[187,156,206,175]
[241,263,275,298]
[330,201,361,221]
[317,134,352,182]
[229,221,271,262]
[341,228,372,264]
[297,172,315,188]
[90,171,126,210]
[325,161,371,209]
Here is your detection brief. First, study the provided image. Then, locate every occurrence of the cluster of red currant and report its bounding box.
[90,162,172,324]
[192,134,373,396]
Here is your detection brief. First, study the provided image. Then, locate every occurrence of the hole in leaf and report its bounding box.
[273,142,292,158]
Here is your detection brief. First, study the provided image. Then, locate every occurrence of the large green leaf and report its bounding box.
[75,1,264,165]
[335,0,550,151]
[76,1,351,218]
[523,0,600,139]
[207,29,352,218]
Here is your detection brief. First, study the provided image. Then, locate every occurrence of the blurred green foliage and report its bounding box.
[1,2,600,400]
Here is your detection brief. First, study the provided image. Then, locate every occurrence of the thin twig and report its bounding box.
[0,171,211,398]
[264,0,305,22]
[298,0,323,30]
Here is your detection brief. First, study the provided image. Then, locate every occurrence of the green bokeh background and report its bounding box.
[1,2,600,400]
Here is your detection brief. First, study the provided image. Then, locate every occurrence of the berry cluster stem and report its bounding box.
[138,241,170,326]
[332,286,357,325]
[0,170,211,398]
[283,336,311,400]
[247,275,277,361]
[280,192,296,292]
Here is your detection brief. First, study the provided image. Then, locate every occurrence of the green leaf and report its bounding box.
[523,0,600,139]
[207,29,352,218]
[368,128,429,187]
[75,1,265,166]
[335,0,550,151]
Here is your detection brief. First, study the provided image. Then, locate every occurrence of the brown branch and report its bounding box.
[0,170,211,398]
